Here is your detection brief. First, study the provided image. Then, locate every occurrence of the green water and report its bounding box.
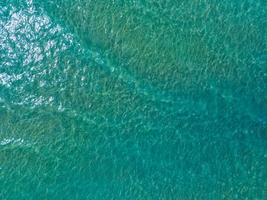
[0,0,266,199]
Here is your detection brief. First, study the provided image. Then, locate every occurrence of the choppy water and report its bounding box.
[0,0,266,199]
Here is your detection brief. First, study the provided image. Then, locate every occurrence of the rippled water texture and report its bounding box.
[0,0,266,199]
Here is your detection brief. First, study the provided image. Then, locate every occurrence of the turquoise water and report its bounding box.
[0,0,266,199]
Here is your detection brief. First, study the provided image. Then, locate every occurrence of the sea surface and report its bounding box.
[0,0,266,199]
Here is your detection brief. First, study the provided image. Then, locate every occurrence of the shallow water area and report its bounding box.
[0,0,266,199]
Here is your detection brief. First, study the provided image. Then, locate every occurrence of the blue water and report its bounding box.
[0,0,266,199]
